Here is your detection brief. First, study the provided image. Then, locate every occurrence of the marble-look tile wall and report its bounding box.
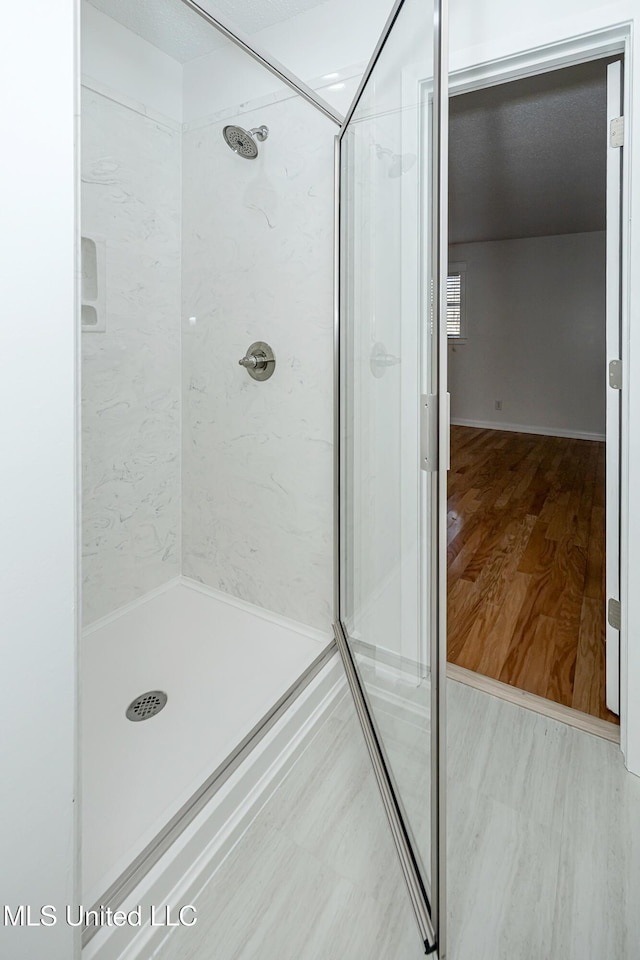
[181,95,334,630]
[81,87,181,624]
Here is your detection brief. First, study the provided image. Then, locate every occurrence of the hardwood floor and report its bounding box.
[447,425,618,724]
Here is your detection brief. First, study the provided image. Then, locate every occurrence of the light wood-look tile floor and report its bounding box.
[152,689,427,960]
[447,426,617,723]
[153,676,640,960]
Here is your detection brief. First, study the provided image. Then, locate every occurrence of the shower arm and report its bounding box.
[249,126,269,142]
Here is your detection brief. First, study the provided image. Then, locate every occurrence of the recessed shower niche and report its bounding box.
[80,235,105,332]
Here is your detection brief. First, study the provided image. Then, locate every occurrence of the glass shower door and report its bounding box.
[335,0,447,953]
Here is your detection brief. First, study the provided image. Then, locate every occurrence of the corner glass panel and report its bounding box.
[339,0,438,913]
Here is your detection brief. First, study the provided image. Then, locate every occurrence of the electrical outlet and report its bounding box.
[495,400,502,411]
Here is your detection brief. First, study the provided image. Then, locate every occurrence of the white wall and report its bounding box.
[181,0,391,123]
[80,10,337,631]
[448,0,640,774]
[181,94,335,629]
[182,43,361,126]
[81,0,183,122]
[448,232,606,439]
[81,87,182,624]
[254,0,390,92]
[0,1,78,957]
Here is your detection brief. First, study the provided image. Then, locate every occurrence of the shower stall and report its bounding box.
[80,0,447,956]
[80,0,340,927]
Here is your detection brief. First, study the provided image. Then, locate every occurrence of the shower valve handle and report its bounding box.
[239,353,271,369]
[238,342,276,381]
[239,354,259,369]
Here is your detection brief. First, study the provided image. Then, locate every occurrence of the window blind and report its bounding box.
[447,273,462,338]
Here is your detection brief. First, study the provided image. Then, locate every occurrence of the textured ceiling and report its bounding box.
[87,0,224,61]
[87,0,330,63]
[449,60,609,245]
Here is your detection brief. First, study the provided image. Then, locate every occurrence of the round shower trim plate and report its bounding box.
[241,341,276,381]
[126,690,168,722]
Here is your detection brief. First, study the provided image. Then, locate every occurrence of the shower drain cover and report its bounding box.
[126,690,167,722]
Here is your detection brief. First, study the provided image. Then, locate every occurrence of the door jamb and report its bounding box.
[444,25,632,765]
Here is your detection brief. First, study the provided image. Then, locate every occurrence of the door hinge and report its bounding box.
[608,598,621,631]
[420,394,437,472]
[609,359,622,389]
[610,116,624,147]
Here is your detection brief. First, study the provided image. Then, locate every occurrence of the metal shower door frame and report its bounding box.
[176,0,449,952]
[333,0,449,954]
[178,0,344,125]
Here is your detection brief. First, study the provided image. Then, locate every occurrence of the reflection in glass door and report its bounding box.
[334,0,447,953]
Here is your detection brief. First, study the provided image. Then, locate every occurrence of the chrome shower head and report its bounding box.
[222,124,269,159]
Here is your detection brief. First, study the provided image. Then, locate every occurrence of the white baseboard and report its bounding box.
[82,654,346,960]
[450,417,605,442]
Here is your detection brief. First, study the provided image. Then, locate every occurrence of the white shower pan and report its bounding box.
[81,577,330,907]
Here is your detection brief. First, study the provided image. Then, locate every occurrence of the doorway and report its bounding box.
[445,58,621,730]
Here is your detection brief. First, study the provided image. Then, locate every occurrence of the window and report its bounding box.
[447,262,466,339]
